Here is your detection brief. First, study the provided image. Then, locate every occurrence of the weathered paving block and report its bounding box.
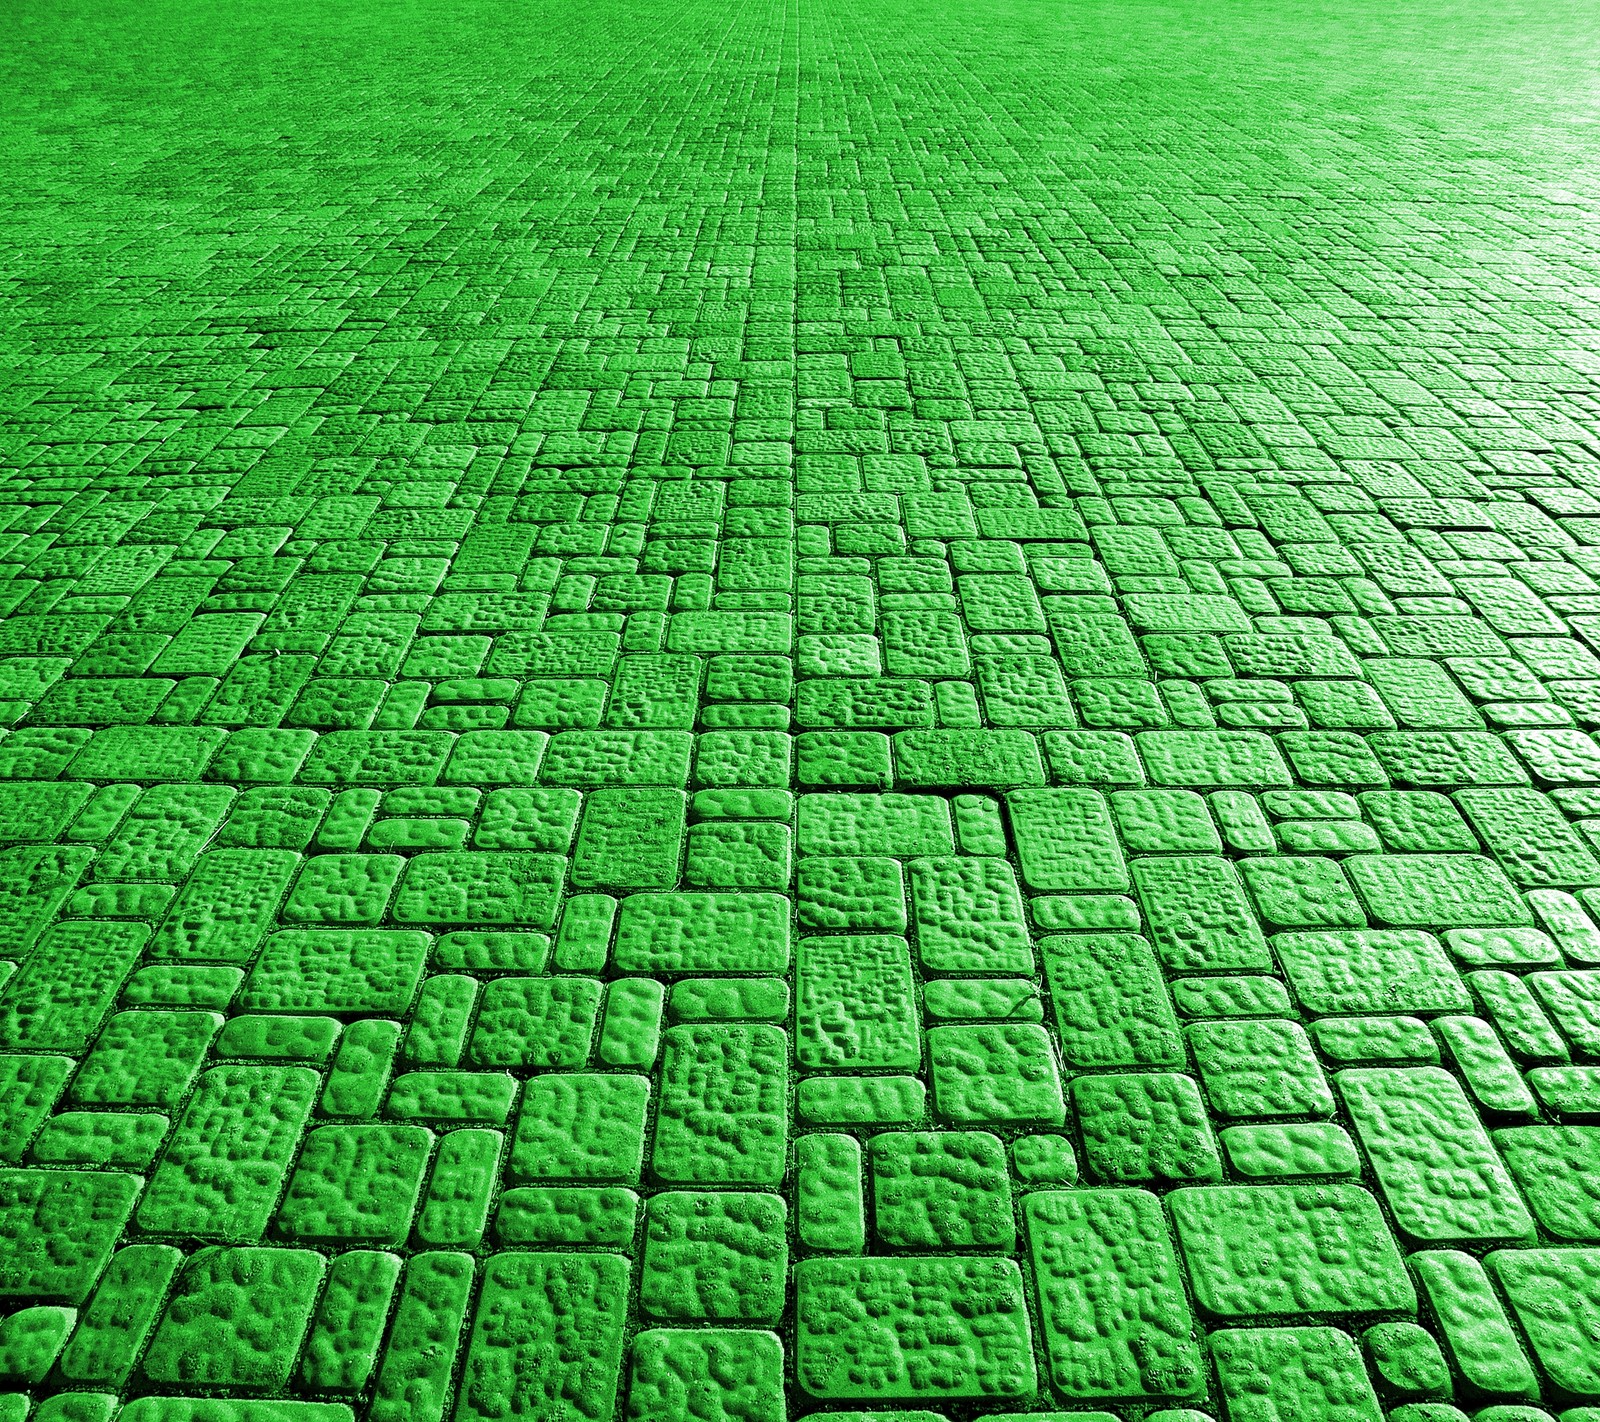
[1487,1248,1600,1399]
[796,934,920,1071]
[922,976,1041,1022]
[626,1330,785,1422]
[510,1074,650,1184]
[794,1256,1037,1400]
[1410,1249,1539,1398]
[297,1249,401,1394]
[1339,1066,1535,1244]
[1073,1071,1223,1184]
[891,729,1046,788]
[907,855,1033,972]
[274,1124,433,1245]
[1006,788,1128,893]
[141,1246,324,1390]
[641,1190,787,1321]
[137,1065,317,1240]
[1169,1183,1416,1318]
[1274,928,1471,1015]
[653,1024,787,1184]
[1130,855,1273,972]
[240,930,429,1015]
[1220,1122,1362,1179]
[573,789,687,889]
[0,920,148,1052]
[1039,933,1184,1067]
[870,1130,1013,1250]
[496,1187,640,1247]
[927,1023,1066,1126]
[150,849,298,962]
[1496,1126,1600,1242]
[392,850,565,926]
[1188,1018,1334,1119]
[613,892,791,973]
[367,1251,475,1422]
[55,1243,183,1386]
[454,1253,629,1422]
[796,791,955,856]
[1209,1327,1384,1422]
[467,976,602,1067]
[1024,1188,1203,1401]
[1344,853,1533,928]
[0,1169,142,1304]
[796,1133,865,1253]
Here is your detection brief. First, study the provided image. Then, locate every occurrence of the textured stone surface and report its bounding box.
[1169,1184,1416,1319]
[1024,1188,1203,1401]
[6,2,1600,1413]
[1339,1067,1535,1243]
[795,1257,1036,1400]
[640,1191,787,1321]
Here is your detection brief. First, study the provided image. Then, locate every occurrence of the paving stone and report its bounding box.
[1275,928,1471,1015]
[613,892,790,973]
[1023,1188,1203,1401]
[241,929,428,1015]
[796,934,920,1071]
[653,1024,788,1184]
[1189,1018,1334,1119]
[137,1066,317,1241]
[796,1133,865,1253]
[907,856,1032,973]
[510,1073,649,1184]
[56,1244,183,1387]
[297,1250,401,1394]
[794,1257,1036,1400]
[275,1124,432,1245]
[1339,1066,1535,1244]
[1006,788,1128,893]
[371,1252,477,1422]
[1170,1183,1415,1319]
[1073,1071,1223,1184]
[1488,1249,1600,1399]
[1495,1127,1600,1242]
[495,1186,639,1247]
[1220,1122,1362,1180]
[1362,1320,1452,1403]
[1209,1327,1384,1422]
[927,1023,1066,1126]
[641,1191,787,1321]
[795,1075,926,1127]
[1130,856,1274,972]
[870,1130,1013,1250]
[454,1253,628,1422]
[627,1330,785,1422]
[1411,1250,1540,1399]
[141,1247,324,1390]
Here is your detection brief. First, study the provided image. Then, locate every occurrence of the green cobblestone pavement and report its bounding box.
[3,0,1600,1416]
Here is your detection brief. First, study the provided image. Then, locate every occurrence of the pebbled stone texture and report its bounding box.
[4,0,1600,1414]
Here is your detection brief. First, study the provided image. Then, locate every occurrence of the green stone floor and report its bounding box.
[2,0,1600,1416]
